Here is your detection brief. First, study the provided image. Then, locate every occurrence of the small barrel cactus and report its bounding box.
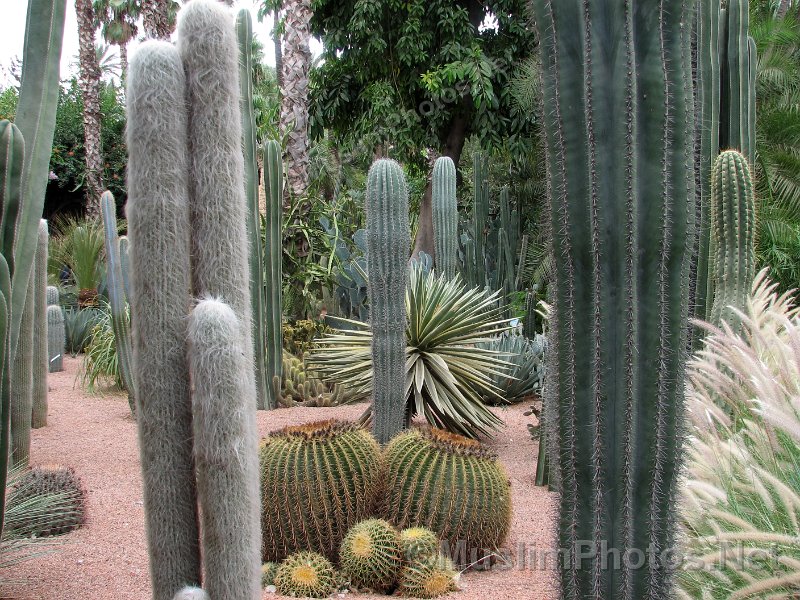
[274,551,337,599]
[261,562,279,588]
[259,420,382,562]
[398,555,459,598]
[46,304,64,373]
[6,465,86,537]
[381,427,511,566]
[399,527,440,563]
[340,518,403,592]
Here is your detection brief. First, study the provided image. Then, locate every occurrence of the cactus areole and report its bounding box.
[533,0,696,598]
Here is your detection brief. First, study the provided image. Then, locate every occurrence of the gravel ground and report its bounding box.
[0,355,558,600]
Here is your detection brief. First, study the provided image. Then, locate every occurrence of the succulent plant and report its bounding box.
[273,351,353,408]
[432,156,457,279]
[261,562,279,588]
[339,518,403,592]
[259,420,382,562]
[5,465,86,537]
[31,219,49,429]
[398,555,459,598]
[46,303,64,373]
[381,427,511,566]
[477,332,546,404]
[399,527,440,563]
[274,551,337,599]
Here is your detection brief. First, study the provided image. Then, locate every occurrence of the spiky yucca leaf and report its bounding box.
[679,269,800,599]
[307,264,511,438]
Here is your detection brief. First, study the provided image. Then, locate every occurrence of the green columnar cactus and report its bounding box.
[127,41,201,599]
[366,159,410,444]
[264,140,284,409]
[46,304,64,373]
[694,0,722,325]
[340,519,403,592]
[471,153,488,289]
[259,420,383,562]
[118,236,131,301]
[720,0,756,163]
[532,0,695,596]
[10,261,35,466]
[180,0,255,396]
[101,192,135,414]
[709,150,756,331]
[31,219,48,429]
[237,9,269,411]
[274,551,337,599]
[381,428,511,566]
[431,156,457,279]
[187,298,261,600]
[46,285,58,307]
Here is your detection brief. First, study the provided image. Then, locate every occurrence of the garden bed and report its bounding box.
[0,356,557,600]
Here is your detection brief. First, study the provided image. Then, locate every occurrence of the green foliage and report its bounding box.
[282,319,328,357]
[259,421,382,562]
[0,88,17,122]
[309,0,537,164]
[339,519,403,592]
[679,272,800,599]
[381,427,512,566]
[476,332,545,404]
[307,264,511,439]
[80,303,123,391]
[398,555,458,598]
[274,551,337,599]
[272,351,354,408]
[5,465,85,538]
[49,214,105,292]
[63,307,103,355]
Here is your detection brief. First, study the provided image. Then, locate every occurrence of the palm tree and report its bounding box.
[279,0,312,202]
[93,0,139,81]
[141,0,178,40]
[75,0,104,217]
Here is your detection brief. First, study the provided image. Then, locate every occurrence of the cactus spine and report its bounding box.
[533,0,695,597]
[264,140,284,409]
[366,159,410,444]
[46,303,63,373]
[31,219,48,429]
[432,156,457,279]
[709,150,755,331]
[187,298,261,600]
[127,41,201,598]
[101,192,135,414]
[237,9,269,411]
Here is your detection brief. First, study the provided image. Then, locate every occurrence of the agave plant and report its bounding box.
[476,332,546,404]
[679,270,800,599]
[307,264,512,438]
[64,307,104,355]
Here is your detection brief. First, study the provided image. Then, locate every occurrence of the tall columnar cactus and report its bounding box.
[366,159,410,444]
[179,0,255,407]
[31,219,48,429]
[10,260,35,467]
[237,9,269,411]
[720,0,756,163]
[694,0,722,326]
[532,0,695,597]
[101,192,135,414]
[471,153,488,289]
[431,156,457,280]
[127,41,201,599]
[187,298,261,600]
[709,150,756,331]
[264,140,284,409]
[46,303,64,373]
[118,236,131,301]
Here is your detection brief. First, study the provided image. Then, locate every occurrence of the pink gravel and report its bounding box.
[0,355,558,600]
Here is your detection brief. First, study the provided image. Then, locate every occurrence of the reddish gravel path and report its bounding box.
[0,355,558,600]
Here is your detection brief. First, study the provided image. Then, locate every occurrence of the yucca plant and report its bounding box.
[476,332,545,404]
[80,303,124,392]
[307,263,511,438]
[679,270,800,599]
[49,215,105,306]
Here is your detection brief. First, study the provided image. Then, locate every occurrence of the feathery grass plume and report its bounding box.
[680,269,800,598]
[187,298,261,600]
[126,39,201,599]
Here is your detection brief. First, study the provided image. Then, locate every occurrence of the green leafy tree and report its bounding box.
[309,0,537,257]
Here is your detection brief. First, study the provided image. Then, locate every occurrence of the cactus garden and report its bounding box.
[0,0,799,599]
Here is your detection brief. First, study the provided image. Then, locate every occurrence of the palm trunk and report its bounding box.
[274,8,283,90]
[119,43,128,85]
[280,0,312,201]
[76,0,103,217]
[142,0,173,40]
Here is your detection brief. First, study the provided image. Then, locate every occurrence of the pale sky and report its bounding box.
[0,0,322,88]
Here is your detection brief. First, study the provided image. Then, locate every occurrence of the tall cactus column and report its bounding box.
[10,262,35,466]
[471,153,488,289]
[127,41,201,599]
[720,0,756,162]
[432,156,457,279]
[46,286,63,373]
[366,159,410,444]
[532,0,696,598]
[264,140,284,409]
[31,219,48,429]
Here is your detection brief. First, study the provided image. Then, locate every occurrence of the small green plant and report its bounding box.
[339,518,403,592]
[477,332,546,404]
[49,214,105,300]
[63,307,103,355]
[80,304,125,392]
[274,551,337,599]
[398,555,458,598]
[282,319,328,357]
